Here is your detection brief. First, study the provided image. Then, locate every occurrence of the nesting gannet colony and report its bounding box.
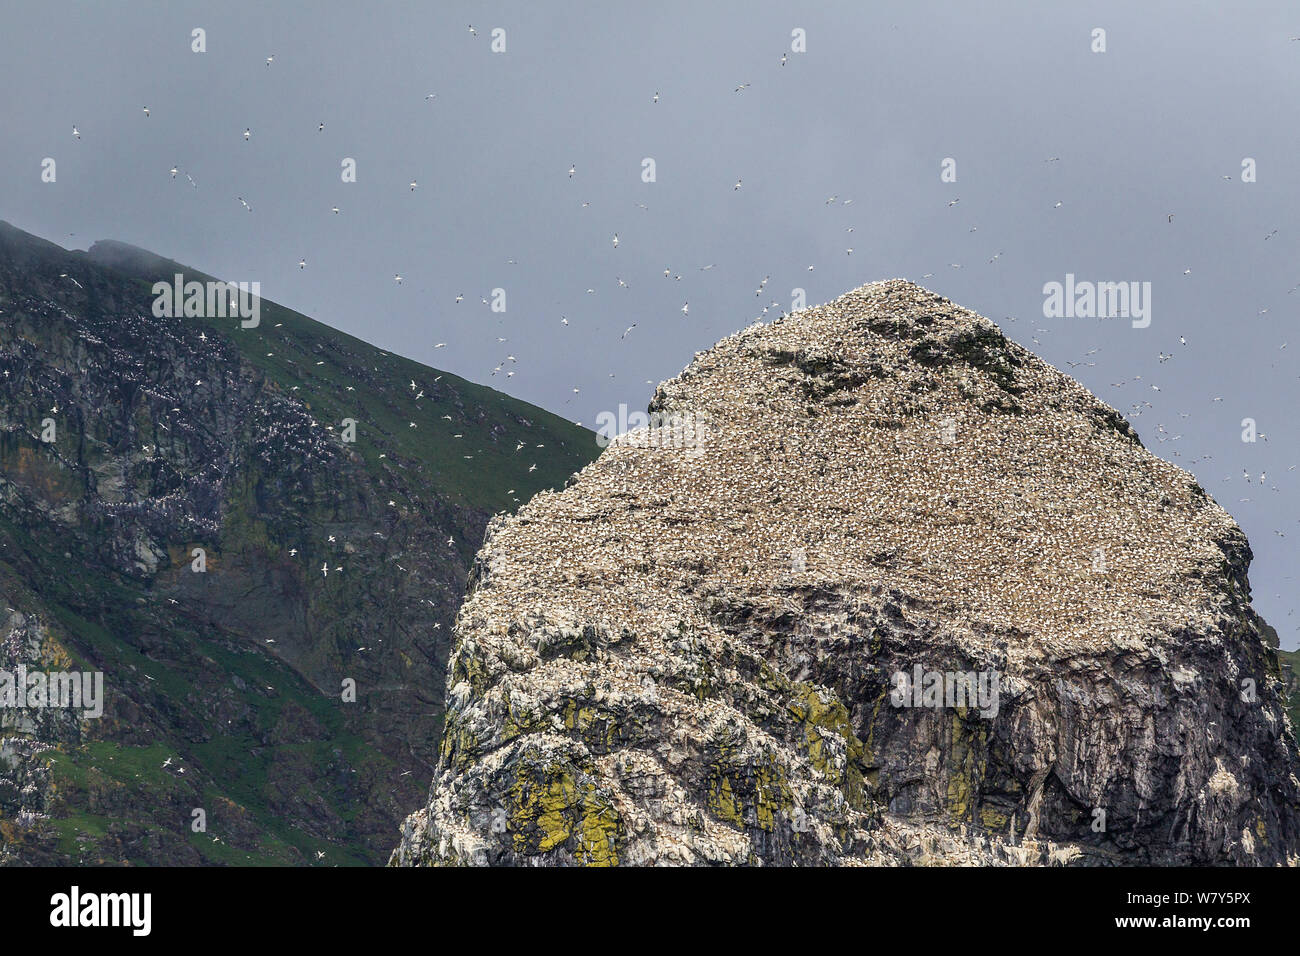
[393,280,1299,866]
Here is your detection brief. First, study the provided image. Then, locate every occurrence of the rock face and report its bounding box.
[393,279,1300,867]
[0,220,596,864]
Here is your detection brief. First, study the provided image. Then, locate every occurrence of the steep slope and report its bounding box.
[0,220,598,864]
[393,279,1299,867]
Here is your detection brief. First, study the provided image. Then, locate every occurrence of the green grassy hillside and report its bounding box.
[85,239,595,515]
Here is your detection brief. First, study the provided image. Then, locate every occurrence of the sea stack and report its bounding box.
[393,280,1300,866]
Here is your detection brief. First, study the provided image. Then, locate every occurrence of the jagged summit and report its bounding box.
[393,279,1299,867]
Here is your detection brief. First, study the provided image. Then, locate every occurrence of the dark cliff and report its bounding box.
[0,220,598,864]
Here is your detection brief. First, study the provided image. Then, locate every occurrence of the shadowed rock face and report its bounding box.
[393,279,1300,867]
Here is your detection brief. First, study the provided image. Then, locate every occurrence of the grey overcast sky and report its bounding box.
[2,1,1298,647]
